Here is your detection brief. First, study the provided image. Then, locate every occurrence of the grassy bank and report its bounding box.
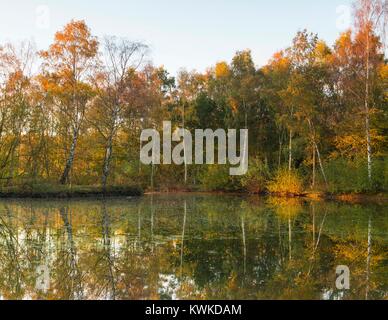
[180,158,388,199]
[0,184,143,199]
[1,182,385,204]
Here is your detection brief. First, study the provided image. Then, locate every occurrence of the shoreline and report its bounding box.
[0,186,386,204]
[0,185,143,200]
[144,190,388,204]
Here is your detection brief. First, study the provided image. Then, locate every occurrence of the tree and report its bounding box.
[0,42,35,184]
[90,37,148,190]
[262,51,292,168]
[40,20,98,184]
[230,50,259,130]
[353,0,387,182]
[177,70,206,184]
[284,32,331,185]
[329,1,387,188]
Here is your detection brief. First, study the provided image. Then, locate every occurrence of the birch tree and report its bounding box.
[90,37,147,190]
[353,0,387,182]
[40,20,98,184]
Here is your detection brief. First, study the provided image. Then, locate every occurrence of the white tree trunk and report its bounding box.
[315,143,328,186]
[60,127,79,185]
[288,129,293,171]
[102,135,114,191]
[365,31,373,183]
[183,103,187,185]
[312,145,316,188]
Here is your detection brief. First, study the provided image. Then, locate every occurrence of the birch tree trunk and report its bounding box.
[183,102,187,185]
[288,129,293,171]
[102,134,114,191]
[102,104,120,191]
[288,107,294,172]
[241,215,247,275]
[315,142,328,186]
[312,145,316,188]
[180,200,187,278]
[150,162,155,191]
[365,30,373,183]
[307,119,327,187]
[60,127,79,185]
[278,132,283,168]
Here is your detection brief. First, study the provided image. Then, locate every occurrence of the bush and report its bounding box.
[324,158,387,193]
[373,158,388,192]
[241,158,270,194]
[199,165,242,191]
[268,168,304,195]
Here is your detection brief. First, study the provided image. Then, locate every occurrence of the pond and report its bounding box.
[0,194,386,300]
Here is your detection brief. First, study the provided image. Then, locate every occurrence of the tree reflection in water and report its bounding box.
[0,195,386,300]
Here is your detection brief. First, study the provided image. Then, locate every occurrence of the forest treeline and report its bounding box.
[0,0,386,195]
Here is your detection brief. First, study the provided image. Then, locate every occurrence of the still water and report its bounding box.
[0,194,386,300]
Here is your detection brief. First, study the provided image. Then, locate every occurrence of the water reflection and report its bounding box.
[0,195,386,300]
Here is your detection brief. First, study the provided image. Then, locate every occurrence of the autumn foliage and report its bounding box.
[0,0,386,195]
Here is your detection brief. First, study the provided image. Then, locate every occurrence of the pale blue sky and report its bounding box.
[0,0,353,75]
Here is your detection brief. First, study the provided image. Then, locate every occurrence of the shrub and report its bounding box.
[268,168,304,195]
[324,158,387,193]
[374,158,388,192]
[241,158,270,194]
[199,165,242,191]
